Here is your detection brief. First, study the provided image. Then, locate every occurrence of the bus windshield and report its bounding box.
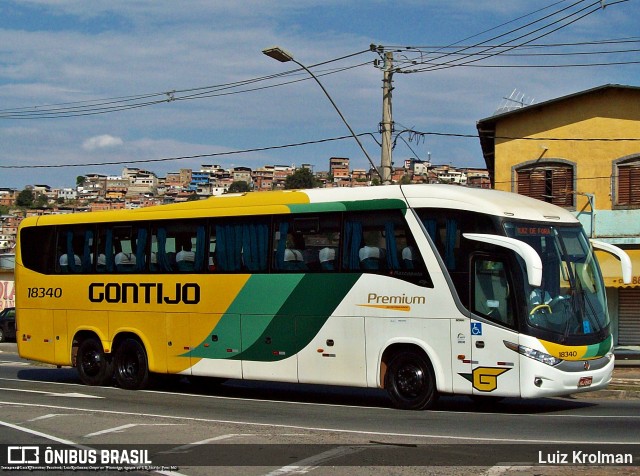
[503,222,608,339]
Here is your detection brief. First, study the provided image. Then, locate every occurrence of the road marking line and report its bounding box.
[262,445,369,476]
[84,423,183,438]
[160,433,256,454]
[0,400,635,445]
[481,464,534,476]
[0,387,103,399]
[25,413,78,422]
[0,419,188,476]
[0,419,77,445]
[0,360,30,366]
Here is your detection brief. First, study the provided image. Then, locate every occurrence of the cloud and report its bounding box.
[82,134,124,151]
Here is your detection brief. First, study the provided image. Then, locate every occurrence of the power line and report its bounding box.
[402,1,608,73]
[0,134,364,169]
[430,59,640,68]
[398,129,640,142]
[394,45,640,59]
[2,128,639,170]
[382,0,632,74]
[0,50,373,120]
[383,36,640,51]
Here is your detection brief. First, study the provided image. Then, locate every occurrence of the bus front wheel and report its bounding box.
[76,338,113,386]
[385,350,438,410]
[114,338,149,390]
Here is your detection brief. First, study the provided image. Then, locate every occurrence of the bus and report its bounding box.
[15,185,631,410]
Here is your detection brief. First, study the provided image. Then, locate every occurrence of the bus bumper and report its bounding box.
[519,354,614,398]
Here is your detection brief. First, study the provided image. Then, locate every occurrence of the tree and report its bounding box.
[34,193,49,208]
[76,176,86,187]
[228,181,250,193]
[16,189,34,207]
[284,168,321,190]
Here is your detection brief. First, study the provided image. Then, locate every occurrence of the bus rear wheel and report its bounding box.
[114,338,149,390]
[76,337,113,386]
[385,350,438,410]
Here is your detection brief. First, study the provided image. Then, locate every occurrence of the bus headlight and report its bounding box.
[504,340,562,367]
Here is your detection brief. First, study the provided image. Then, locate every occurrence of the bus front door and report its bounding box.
[470,255,521,398]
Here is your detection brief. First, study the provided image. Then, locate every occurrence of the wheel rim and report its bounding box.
[396,362,426,399]
[81,349,103,377]
[117,346,142,384]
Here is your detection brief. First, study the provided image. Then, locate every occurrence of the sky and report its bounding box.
[0,0,639,189]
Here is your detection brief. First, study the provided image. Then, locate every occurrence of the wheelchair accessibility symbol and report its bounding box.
[471,322,482,336]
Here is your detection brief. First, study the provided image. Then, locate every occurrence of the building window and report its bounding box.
[615,157,640,207]
[515,162,574,208]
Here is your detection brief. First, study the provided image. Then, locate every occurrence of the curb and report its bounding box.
[576,389,640,399]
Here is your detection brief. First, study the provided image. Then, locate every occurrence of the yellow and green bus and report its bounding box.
[15,185,630,409]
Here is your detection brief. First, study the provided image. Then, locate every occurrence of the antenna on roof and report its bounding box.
[494,89,535,115]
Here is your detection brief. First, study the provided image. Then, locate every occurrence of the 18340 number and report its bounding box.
[27,287,63,298]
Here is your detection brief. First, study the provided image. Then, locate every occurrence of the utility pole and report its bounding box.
[379,51,394,184]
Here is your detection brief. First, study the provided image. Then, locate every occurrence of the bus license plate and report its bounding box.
[578,377,593,388]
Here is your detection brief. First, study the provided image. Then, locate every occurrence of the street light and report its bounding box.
[262,46,382,181]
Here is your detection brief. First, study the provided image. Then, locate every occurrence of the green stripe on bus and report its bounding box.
[237,273,361,361]
[187,274,303,360]
[585,334,612,358]
[187,273,360,361]
[287,199,405,214]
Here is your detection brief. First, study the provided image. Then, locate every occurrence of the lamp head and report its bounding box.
[262,46,294,63]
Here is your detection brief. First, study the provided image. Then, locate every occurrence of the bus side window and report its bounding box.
[113,230,137,273]
[273,214,341,272]
[343,210,432,287]
[175,226,205,273]
[57,228,82,273]
[20,226,56,274]
[213,219,269,273]
[151,222,206,273]
[110,225,147,273]
[344,210,405,272]
[96,226,114,273]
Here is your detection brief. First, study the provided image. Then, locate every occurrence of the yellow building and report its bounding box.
[477,84,640,352]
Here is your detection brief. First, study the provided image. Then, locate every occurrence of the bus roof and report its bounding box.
[399,184,578,223]
[22,184,578,227]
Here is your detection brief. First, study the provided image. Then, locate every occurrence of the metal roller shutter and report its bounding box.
[618,288,640,345]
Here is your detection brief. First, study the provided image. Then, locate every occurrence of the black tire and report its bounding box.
[114,338,149,390]
[0,328,4,343]
[385,350,438,410]
[76,337,113,386]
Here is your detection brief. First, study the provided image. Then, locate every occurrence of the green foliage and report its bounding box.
[34,193,49,208]
[228,181,251,193]
[16,189,34,207]
[284,168,321,190]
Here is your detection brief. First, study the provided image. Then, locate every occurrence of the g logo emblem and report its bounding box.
[472,367,510,392]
